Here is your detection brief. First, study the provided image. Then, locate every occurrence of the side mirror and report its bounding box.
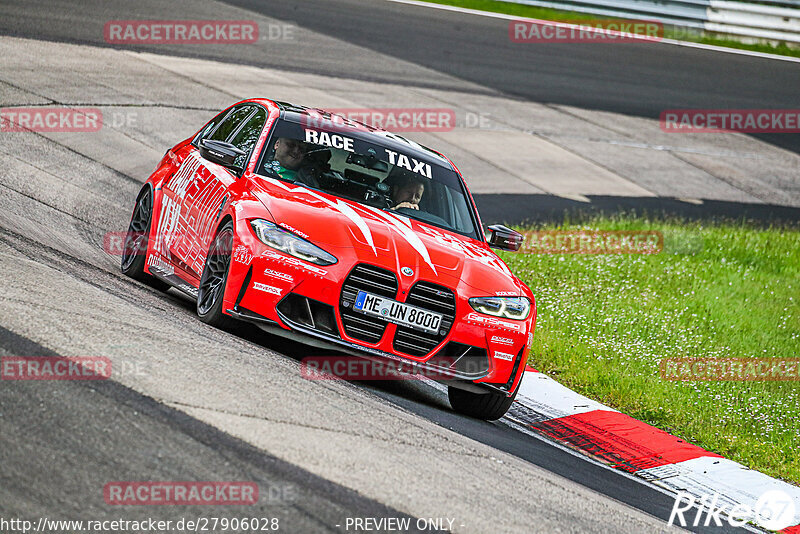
[198,139,246,169]
[487,224,523,251]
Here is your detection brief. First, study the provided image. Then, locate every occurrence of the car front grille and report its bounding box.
[393,282,455,357]
[339,264,398,343]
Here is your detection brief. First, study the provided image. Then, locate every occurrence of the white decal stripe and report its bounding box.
[333,199,376,255]
[419,225,512,276]
[266,178,376,255]
[363,206,437,275]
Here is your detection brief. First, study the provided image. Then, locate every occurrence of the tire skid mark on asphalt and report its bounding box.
[0,179,115,228]
[167,399,490,458]
[0,127,145,187]
[0,221,322,366]
[1,155,131,214]
[0,227,212,334]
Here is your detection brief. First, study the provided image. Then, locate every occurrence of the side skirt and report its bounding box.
[148,264,199,300]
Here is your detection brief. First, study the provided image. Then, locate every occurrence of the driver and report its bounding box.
[391,174,425,210]
[265,137,309,181]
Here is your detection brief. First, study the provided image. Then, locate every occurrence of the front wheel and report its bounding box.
[448,385,518,421]
[120,187,169,291]
[197,222,235,328]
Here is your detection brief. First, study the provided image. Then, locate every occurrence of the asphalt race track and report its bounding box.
[0,0,797,532]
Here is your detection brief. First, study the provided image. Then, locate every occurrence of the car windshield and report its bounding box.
[255,119,479,238]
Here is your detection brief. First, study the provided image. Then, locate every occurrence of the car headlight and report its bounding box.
[469,296,530,320]
[250,219,337,266]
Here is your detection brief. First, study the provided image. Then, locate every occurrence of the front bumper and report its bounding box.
[222,239,532,395]
[227,303,526,395]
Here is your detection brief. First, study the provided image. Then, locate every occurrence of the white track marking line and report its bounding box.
[385,0,800,63]
[516,369,618,418]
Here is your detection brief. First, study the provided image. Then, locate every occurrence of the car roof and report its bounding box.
[253,99,455,170]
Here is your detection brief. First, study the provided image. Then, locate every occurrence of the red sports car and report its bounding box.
[121,99,535,420]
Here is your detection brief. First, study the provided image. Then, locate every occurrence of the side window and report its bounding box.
[193,109,230,145]
[229,108,267,169]
[208,106,254,142]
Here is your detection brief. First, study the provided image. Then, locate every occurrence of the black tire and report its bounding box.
[448,384,518,421]
[196,222,236,328]
[120,187,170,291]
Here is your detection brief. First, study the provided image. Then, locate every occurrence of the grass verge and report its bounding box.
[496,216,800,484]
[417,0,800,58]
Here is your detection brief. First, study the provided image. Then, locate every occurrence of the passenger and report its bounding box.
[265,138,309,181]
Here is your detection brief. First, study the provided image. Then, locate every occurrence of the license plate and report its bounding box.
[354,291,443,334]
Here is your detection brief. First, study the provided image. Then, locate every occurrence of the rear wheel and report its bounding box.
[120,187,169,291]
[197,222,235,328]
[448,385,518,421]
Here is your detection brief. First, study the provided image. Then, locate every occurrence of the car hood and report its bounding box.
[249,177,522,295]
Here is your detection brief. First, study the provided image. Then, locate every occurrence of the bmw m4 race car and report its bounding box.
[121,99,535,420]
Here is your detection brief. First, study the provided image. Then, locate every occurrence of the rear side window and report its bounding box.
[229,108,267,169]
[208,106,254,142]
